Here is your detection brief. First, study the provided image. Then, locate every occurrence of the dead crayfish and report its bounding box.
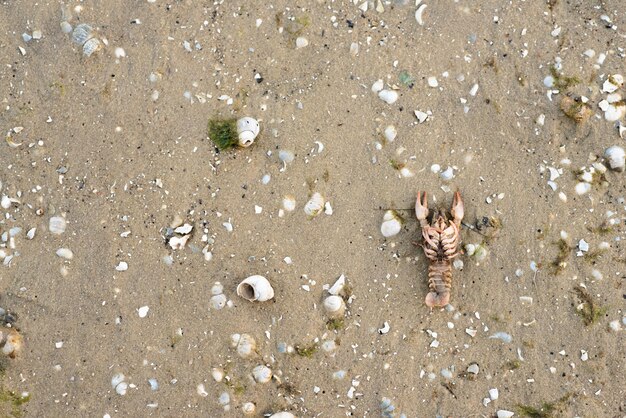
[415,191,464,308]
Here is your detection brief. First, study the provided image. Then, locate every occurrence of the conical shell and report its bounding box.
[237,275,274,302]
[323,295,345,318]
[236,117,260,147]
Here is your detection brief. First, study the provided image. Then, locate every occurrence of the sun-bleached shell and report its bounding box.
[237,275,274,302]
[381,210,403,238]
[323,295,346,318]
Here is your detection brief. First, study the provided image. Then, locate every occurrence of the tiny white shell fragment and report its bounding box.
[324,201,333,215]
[371,79,384,93]
[56,248,74,259]
[440,166,454,181]
[349,42,359,56]
[234,334,256,358]
[236,117,260,147]
[148,378,158,391]
[383,125,397,142]
[60,21,72,33]
[269,413,296,418]
[378,321,390,334]
[430,164,441,173]
[295,37,309,48]
[415,4,427,26]
[604,145,625,172]
[378,89,398,104]
[414,110,428,123]
[196,384,208,397]
[174,223,193,234]
[323,295,346,318]
[0,196,10,209]
[279,149,295,163]
[427,76,438,87]
[242,402,256,415]
[237,275,274,302]
[114,47,126,58]
[283,195,296,211]
[467,363,480,375]
[489,332,512,343]
[497,411,515,418]
[211,368,224,382]
[252,365,272,383]
[222,221,233,232]
[137,306,149,318]
[111,373,126,389]
[489,388,499,400]
[210,294,227,310]
[168,235,190,250]
[575,182,591,195]
[328,274,345,295]
[26,228,36,240]
[380,210,403,238]
[304,192,325,217]
[72,23,93,45]
[49,216,67,234]
[469,83,479,96]
[116,261,128,271]
[115,382,128,396]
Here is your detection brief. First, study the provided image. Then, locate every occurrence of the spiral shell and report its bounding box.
[236,117,260,147]
[323,295,345,318]
[237,275,274,302]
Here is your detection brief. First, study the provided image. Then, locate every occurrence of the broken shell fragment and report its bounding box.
[270,413,296,418]
[237,275,274,302]
[380,210,403,238]
[378,89,398,104]
[415,4,427,26]
[231,333,256,358]
[252,365,273,383]
[604,145,625,172]
[323,295,346,318]
[49,216,67,234]
[236,117,260,147]
[304,192,325,218]
[383,125,397,142]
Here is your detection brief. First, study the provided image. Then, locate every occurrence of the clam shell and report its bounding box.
[237,275,274,302]
[252,365,272,383]
[604,145,625,172]
[83,37,102,57]
[72,23,93,45]
[323,295,345,318]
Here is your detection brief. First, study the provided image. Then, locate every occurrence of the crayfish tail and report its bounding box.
[425,291,450,308]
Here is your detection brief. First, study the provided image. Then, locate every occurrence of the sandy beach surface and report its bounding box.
[1,0,625,417]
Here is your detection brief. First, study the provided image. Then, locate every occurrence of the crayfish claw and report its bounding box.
[451,191,464,226]
[415,191,429,222]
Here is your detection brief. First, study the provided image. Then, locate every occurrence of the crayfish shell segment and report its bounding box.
[82,37,103,57]
[71,23,93,45]
[236,117,260,147]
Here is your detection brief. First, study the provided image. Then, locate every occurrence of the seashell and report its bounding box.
[378,89,398,104]
[283,195,296,212]
[489,388,499,400]
[380,210,403,238]
[72,23,93,45]
[415,4,427,26]
[83,37,102,57]
[383,125,397,142]
[467,363,479,375]
[1,329,23,358]
[211,367,224,382]
[60,21,73,34]
[279,149,295,163]
[602,74,623,93]
[604,145,625,172]
[236,117,260,147]
[304,192,325,218]
[295,37,309,48]
[270,413,296,418]
[115,382,128,395]
[210,294,227,310]
[237,275,274,302]
[323,295,346,318]
[440,166,454,181]
[242,402,256,415]
[371,79,384,93]
[252,365,272,383]
[232,333,256,358]
[49,216,67,234]
[488,332,512,343]
[497,411,515,418]
[111,373,126,389]
[56,248,74,259]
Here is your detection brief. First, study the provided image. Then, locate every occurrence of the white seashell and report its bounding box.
[211,368,224,382]
[489,388,499,400]
[83,37,102,57]
[575,182,591,195]
[602,74,623,93]
[604,103,626,121]
[210,294,227,310]
[56,248,74,259]
[168,235,189,250]
[496,411,515,418]
[115,381,128,395]
[116,261,128,271]
[371,79,384,93]
[383,125,397,142]
[72,23,93,45]
[283,195,296,211]
[604,145,625,172]
[279,149,295,163]
[218,391,230,406]
[270,413,296,418]
[236,117,260,147]
[378,89,398,104]
[380,210,403,238]
[49,216,67,234]
[430,164,441,173]
[440,166,454,181]
[489,332,512,343]
[60,21,72,34]
[1,195,11,209]
[174,223,193,234]
[304,192,325,217]
[415,4,427,26]
[26,228,36,240]
[295,37,309,48]
[414,110,428,123]
[242,402,256,415]
[237,275,274,302]
[235,334,256,358]
[137,306,149,318]
[323,295,346,318]
[328,274,345,296]
[252,365,272,383]
[427,76,438,88]
[111,373,125,389]
[467,363,480,375]
[148,378,159,390]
